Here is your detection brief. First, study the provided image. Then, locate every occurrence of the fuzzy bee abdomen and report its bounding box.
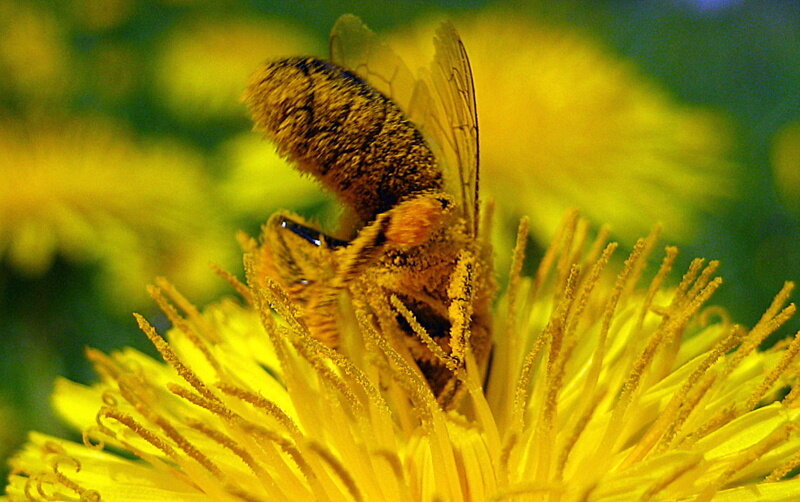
[246,57,443,223]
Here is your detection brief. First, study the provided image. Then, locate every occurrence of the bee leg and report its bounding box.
[265,192,452,347]
[333,191,454,286]
[261,211,395,346]
[277,193,449,349]
[330,211,393,287]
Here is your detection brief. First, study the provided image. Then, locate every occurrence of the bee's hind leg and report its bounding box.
[333,191,454,286]
[262,191,453,346]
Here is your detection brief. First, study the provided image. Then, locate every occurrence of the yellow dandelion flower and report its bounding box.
[154,17,318,122]
[217,133,335,220]
[0,1,73,102]
[96,223,241,310]
[65,0,134,31]
[772,120,800,216]
[388,11,735,245]
[0,116,232,307]
[0,398,21,464]
[6,211,800,501]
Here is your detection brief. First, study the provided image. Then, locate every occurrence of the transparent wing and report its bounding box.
[330,16,480,236]
[329,14,418,115]
[416,22,480,236]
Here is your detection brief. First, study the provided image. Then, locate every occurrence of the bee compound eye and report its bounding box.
[278,217,348,249]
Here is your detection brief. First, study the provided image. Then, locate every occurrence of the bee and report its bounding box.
[245,15,492,406]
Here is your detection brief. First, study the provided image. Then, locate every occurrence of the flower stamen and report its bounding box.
[216,382,301,435]
[135,313,220,403]
[148,284,223,372]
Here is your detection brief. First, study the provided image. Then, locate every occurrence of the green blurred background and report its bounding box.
[1,0,799,478]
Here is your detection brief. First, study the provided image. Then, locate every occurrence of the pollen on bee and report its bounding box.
[385,196,449,248]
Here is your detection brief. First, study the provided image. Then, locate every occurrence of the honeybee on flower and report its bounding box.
[245,15,493,406]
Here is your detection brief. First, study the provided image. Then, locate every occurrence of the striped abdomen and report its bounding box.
[245,57,442,224]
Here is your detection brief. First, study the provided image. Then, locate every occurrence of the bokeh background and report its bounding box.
[1,0,798,479]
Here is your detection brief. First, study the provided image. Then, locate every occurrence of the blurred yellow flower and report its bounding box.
[772,120,800,216]
[217,133,335,221]
[66,0,134,31]
[0,116,234,307]
[0,1,74,102]
[154,17,319,122]
[0,397,21,465]
[96,222,240,310]
[7,213,800,501]
[389,11,734,245]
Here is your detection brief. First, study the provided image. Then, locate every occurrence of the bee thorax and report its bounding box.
[385,194,452,248]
